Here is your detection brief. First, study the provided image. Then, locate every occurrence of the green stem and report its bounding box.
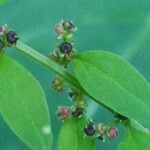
[14,40,114,114]
[15,41,83,91]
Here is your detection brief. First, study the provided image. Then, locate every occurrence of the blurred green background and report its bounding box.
[0,0,150,149]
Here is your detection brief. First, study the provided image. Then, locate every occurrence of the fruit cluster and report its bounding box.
[84,122,118,141]
[57,106,84,120]
[52,21,119,143]
[50,20,77,68]
[57,106,118,142]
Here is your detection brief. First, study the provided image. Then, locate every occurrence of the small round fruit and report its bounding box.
[7,31,18,44]
[72,107,84,118]
[59,42,72,54]
[84,122,95,136]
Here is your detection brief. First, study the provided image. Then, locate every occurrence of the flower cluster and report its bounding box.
[56,106,84,120]
[84,122,118,142]
[50,20,77,68]
[0,25,18,51]
[52,20,119,143]
[56,105,118,142]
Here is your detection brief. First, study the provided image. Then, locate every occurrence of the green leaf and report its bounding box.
[71,50,150,130]
[0,0,8,5]
[57,117,95,150]
[0,54,52,149]
[118,126,150,150]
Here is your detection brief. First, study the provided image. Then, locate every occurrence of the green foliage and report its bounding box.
[0,0,8,4]
[72,50,150,130]
[118,125,150,150]
[57,117,95,150]
[0,53,52,149]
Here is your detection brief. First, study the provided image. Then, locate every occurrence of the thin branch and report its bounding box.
[15,41,83,91]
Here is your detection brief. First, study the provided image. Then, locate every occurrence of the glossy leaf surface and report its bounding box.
[72,50,150,129]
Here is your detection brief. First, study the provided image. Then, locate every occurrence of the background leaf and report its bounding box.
[0,53,52,149]
[118,125,150,150]
[57,117,95,150]
[72,50,150,129]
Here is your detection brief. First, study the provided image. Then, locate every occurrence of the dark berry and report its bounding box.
[84,122,95,136]
[7,31,18,44]
[72,107,84,118]
[59,42,72,54]
[0,41,4,50]
[63,21,74,30]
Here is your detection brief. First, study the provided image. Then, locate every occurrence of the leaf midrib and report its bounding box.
[74,57,150,113]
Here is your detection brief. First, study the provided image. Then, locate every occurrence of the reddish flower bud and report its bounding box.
[57,107,70,120]
[84,122,95,136]
[107,127,118,138]
[55,24,64,35]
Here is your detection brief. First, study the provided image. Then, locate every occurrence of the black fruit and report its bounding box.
[72,107,84,117]
[7,31,18,44]
[59,42,72,53]
[84,122,95,136]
